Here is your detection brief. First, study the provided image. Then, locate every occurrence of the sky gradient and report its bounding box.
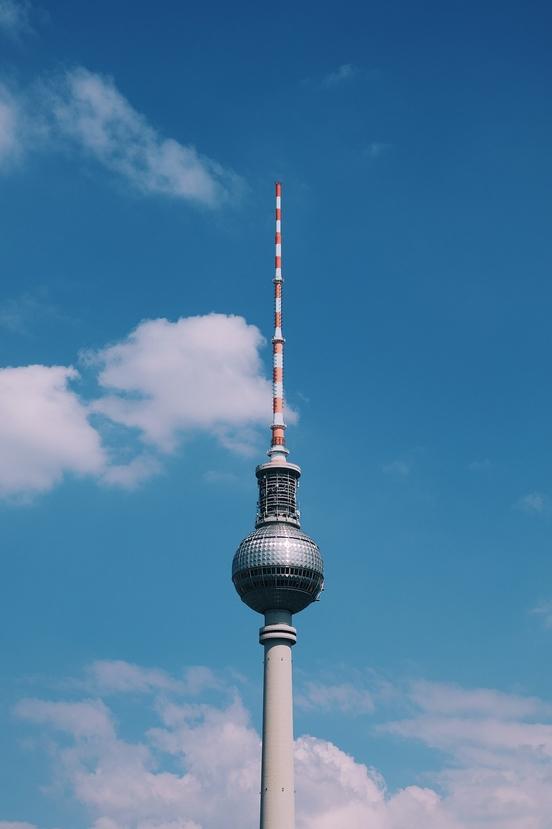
[1,1,552,827]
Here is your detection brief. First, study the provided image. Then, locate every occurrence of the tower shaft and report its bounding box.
[259,610,297,829]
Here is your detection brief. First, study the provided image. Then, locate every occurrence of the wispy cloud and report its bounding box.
[202,469,239,485]
[0,823,38,829]
[409,680,548,720]
[515,491,549,514]
[0,84,20,167]
[297,680,375,715]
[531,600,552,629]
[46,68,240,207]
[382,459,411,479]
[15,697,115,740]
[366,142,389,160]
[0,290,67,334]
[82,660,224,697]
[322,63,357,88]
[468,458,492,472]
[0,0,31,38]
[0,67,243,207]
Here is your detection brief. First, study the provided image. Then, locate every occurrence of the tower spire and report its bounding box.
[269,181,288,462]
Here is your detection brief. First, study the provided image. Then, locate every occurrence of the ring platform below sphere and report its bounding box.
[232,522,324,614]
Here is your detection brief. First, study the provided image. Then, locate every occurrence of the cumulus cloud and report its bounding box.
[0,314,276,500]
[11,661,552,829]
[47,68,239,207]
[0,365,105,498]
[90,315,274,454]
[13,664,450,829]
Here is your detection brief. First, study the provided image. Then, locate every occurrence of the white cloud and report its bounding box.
[409,680,547,719]
[101,454,162,489]
[86,660,180,695]
[48,68,239,207]
[0,0,30,37]
[13,663,552,829]
[0,365,105,498]
[90,314,274,454]
[0,823,38,829]
[380,679,552,827]
[83,661,223,698]
[297,681,375,715]
[15,697,115,740]
[515,492,548,514]
[0,313,279,500]
[0,85,20,167]
[15,674,445,829]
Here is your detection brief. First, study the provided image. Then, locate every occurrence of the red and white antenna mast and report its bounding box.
[269,181,288,463]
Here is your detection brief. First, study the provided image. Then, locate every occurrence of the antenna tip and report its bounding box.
[275,181,282,196]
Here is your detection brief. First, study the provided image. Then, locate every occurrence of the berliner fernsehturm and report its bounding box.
[232,183,324,829]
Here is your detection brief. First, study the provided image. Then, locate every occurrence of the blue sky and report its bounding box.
[2,1,552,827]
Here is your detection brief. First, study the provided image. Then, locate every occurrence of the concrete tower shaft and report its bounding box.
[259,610,297,829]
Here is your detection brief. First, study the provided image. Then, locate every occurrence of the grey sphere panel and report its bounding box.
[232,522,324,614]
[233,523,323,572]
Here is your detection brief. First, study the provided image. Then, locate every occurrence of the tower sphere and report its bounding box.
[232,522,324,614]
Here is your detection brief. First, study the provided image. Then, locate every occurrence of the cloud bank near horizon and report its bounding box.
[0,314,275,500]
[8,659,552,829]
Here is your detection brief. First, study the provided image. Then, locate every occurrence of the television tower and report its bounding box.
[232,183,324,829]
